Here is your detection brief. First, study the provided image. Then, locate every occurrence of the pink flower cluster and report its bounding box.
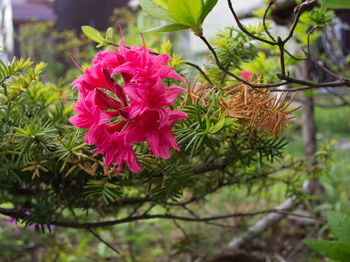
[70,38,187,174]
[242,70,260,82]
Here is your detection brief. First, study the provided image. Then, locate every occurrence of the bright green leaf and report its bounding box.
[168,0,203,27]
[144,23,190,32]
[309,7,335,25]
[201,0,218,21]
[81,26,105,43]
[140,0,176,23]
[327,211,350,245]
[152,0,168,10]
[303,239,350,261]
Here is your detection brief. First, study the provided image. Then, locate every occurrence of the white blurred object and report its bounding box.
[0,0,14,62]
[187,0,263,56]
[129,0,138,7]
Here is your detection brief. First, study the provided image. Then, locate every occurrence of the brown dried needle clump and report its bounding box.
[181,77,300,138]
[180,76,214,108]
[220,84,301,137]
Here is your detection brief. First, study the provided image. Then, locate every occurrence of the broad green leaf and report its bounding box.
[139,0,176,23]
[321,0,350,9]
[201,0,218,21]
[303,239,350,261]
[152,0,168,10]
[168,0,203,27]
[81,26,105,43]
[327,211,350,245]
[144,23,190,32]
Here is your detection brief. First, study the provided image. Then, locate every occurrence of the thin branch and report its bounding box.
[325,87,350,106]
[285,48,305,61]
[0,244,42,252]
[269,80,350,92]
[127,201,146,218]
[189,158,230,174]
[181,202,236,228]
[87,228,120,254]
[282,0,317,44]
[172,219,189,237]
[314,102,350,108]
[0,207,315,229]
[307,26,319,57]
[285,48,340,80]
[0,157,318,231]
[227,0,276,46]
[198,34,350,91]
[185,61,214,87]
[262,2,276,42]
[277,37,286,78]
[198,35,286,88]
[141,203,157,215]
[223,0,350,91]
[310,59,340,80]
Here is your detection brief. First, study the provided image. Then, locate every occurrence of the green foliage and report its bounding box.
[0,53,293,239]
[321,0,350,9]
[204,27,257,86]
[315,106,350,139]
[18,21,94,82]
[84,181,122,205]
[0,57,46,105]
[317,150,350,214]
[309,7,335,26]
[327,211,350,245]
[160,40,172,54]
[304,211,350,261]
[304,239,350,261]
[2,2,348,261]
[139,0,218,34]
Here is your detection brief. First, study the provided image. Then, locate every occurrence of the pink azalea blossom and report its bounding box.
[70,36,187,174]
[242,70,260,82]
